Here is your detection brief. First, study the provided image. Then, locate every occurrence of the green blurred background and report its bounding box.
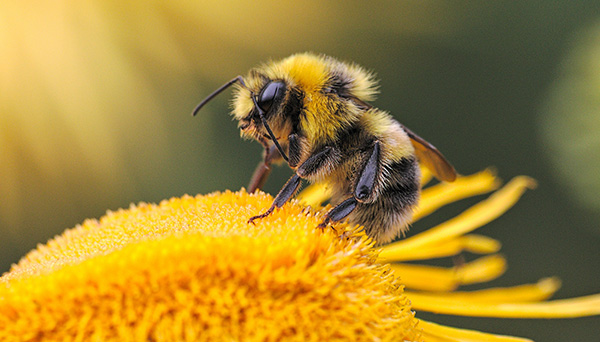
[1,1,599,340]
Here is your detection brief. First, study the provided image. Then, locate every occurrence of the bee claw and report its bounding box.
[248,215,265,225]
[316,220,329,231]
[247,207,275,225]
[316,221,352,242]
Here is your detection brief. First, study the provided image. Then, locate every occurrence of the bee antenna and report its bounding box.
[192,74,289,163]
[191,76,247,116]
[251,96,290,163]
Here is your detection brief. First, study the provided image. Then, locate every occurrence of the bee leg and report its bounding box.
[287,133,302,168]
[248,133,304,192]
[317,141,379,230]
[296,146,335,178]
[248,174,302,224]
[317,197,358,229]
[247,162,271,193]
[250,144,337,224]
[354,140,380,201]
[248,145,282,193]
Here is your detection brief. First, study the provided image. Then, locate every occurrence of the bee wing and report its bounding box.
[402,125,457,182]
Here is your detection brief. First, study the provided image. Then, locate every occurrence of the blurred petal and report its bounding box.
[413,168,500,222]
[419,320,533,342]
[409,292,600,318]
[296,181,332,207]
[382,176,537,258]
[390,255,506,292]
[379,234,501,262]
[407,277,561,305]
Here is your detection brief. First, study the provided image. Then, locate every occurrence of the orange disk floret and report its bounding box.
[0,190,420,342]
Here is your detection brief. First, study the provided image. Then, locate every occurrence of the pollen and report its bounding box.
[0,190,420,341]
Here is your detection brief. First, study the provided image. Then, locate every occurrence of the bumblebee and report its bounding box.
[193,53,456,244]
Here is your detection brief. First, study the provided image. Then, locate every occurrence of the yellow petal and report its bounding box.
[390,263,461,292]
[390,254,506,292]
[456,254,507,285]
[296,180,331,207]
[379,234,501,262]
[459,234,503,254]
[420,165,434,186]
[408,291,600,318]
[407,277,561,305]
[382,176,537,258]
[419,320,533,342]
[413,169,501,222]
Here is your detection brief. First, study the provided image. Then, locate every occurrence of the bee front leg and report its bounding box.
[249,143,336,224]
[248,133,303,193]
[248,174,302,224]
[287,133,303,168]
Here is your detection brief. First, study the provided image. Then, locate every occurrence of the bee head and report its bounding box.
[192,75,292,162]
[233,80,291,148]
[192,53,379,159]
[234,53,379,145]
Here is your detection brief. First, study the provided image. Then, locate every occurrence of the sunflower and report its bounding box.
[1,168,598,341]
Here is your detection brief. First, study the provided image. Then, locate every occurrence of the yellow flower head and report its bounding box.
[1,191,419,341]
[2,170,599,341]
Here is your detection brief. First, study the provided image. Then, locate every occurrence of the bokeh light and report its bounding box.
[540,20,600,228]
[1,2,599,341]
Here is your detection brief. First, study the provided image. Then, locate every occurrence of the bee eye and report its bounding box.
[257,81,285,113]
